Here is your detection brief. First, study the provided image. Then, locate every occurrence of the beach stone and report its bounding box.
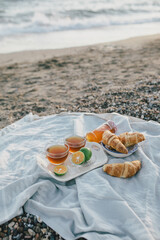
[7,228,11,236]
[27,218,32,224]
[3,237,9,240]
[17,226,24,233]
[28,228,36,236]
[24,223,29,231]
[18,221,23,227]
[34,225,41,233]
[18,218,22,223]
[42,222,47,228]
[37,216,42,223]
[33,218,37,225]
[27,224,33,228]
[24,230,30,236]
[35,233,40,240]
[14,223,18,229]
[41,228,47,234]
[50,236,55,240]
[13,229,18,236]
[0,231,5,238]
[8,221,15,229]
[13,234,21,240]
[23,217,28,222]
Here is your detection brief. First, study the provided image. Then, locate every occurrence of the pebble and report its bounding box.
[0,213,67,240]
[28,228,35,236]
[22,217,27,222]
[41,228,47,234]
[34,226,41,233]
[37,216,42,223]
[17,226,24,233]
[3,237,9,240]
[73,80,160,123]
[24,236,32,239]
[8,222,15,229]
[0,232,5,238]
[14,223,18,229]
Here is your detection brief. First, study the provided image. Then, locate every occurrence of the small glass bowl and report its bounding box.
[46,143,69,165]
[65,135,86,153]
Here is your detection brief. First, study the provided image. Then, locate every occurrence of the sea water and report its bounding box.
[0,0,160,53]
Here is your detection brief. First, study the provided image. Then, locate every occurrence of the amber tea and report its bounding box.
[65,135,86,153]
[46,144,69,165]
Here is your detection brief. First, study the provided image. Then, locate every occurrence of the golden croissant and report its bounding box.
[102,130,128,154]
[103,160,141,178]
[118,132,145,147]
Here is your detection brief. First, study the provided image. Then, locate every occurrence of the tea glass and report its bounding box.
[46,142,69,165]
[65,135,86,153]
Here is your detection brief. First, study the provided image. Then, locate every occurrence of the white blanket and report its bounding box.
[0,112,160,240]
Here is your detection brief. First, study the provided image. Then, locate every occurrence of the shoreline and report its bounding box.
[0,21,160,55]
[0,33,160,239]
[0,33,160,66]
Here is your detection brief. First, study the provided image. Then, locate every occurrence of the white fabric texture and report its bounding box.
[0,112,160,240]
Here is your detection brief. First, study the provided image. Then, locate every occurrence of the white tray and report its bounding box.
[36,142,108,182]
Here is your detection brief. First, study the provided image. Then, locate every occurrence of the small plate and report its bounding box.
[37,142,108,182]
[101,142,138,158]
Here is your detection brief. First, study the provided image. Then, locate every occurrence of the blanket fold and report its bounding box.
[0,113,159,240]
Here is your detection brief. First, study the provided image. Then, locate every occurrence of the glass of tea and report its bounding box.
[65,135,86,153]
[46,143,69,165]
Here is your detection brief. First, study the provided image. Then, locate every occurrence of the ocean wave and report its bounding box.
[0,0,160,37]
[0,15,160,37]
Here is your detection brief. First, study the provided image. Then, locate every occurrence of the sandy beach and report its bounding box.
[0,34,160,131]
[0,34,160,239]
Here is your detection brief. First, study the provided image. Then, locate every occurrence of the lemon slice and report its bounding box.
[72,151,85,165]
[53,165,68,176]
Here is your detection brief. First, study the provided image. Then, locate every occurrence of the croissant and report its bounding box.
[103,160,141,178]
[118,132,145,147]
[102,130,128,154]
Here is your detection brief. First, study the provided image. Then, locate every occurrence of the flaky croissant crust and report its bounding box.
[102,130,128,154]
[118,132,145,147]
[103,160,141,178]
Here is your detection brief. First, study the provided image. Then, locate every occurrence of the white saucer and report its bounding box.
[101,142,138,158]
